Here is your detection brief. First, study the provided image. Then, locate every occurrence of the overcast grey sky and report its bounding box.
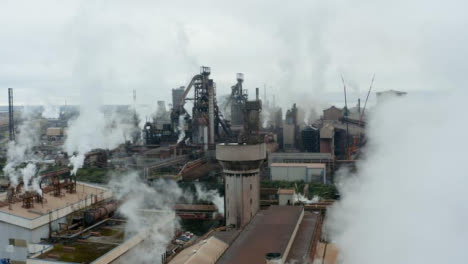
[0,0,466,107]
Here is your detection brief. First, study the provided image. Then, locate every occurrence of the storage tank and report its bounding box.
[84,203,117,226]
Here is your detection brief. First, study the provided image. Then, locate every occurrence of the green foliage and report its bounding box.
[260,180,338,200]
[75,168,126,184]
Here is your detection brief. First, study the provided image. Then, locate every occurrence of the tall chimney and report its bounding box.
[8,88,15,141]
[256,87,259,101]
[358,98,361,113]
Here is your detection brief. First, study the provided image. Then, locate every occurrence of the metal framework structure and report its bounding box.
[225,73,248,126]
[175,66,232,148]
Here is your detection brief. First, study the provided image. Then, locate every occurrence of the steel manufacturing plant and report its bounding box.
[0,2,461,264]
[0,64,377,264]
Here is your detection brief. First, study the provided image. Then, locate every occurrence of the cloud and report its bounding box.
[0,0,465,108]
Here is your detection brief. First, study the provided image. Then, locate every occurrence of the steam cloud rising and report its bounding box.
[325,90,467,263]
[3,108,43,195]
[109,173,191,263]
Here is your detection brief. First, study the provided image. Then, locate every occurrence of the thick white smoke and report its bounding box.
[195,183,224,216]
[177,114,185,144]
[20,163,37,192]
[325,89,467,264]
[108,173,191,263]
[64,101,136,175]
[294,193,320,204]
[3,109,43,195]
[41,104,60,119]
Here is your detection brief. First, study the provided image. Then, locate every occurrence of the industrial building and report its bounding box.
[0,179,112,263]
[268,152,332,168]
[322,106,343,121]
[277,188,295,206]
[301,126,320,152]
[270,163,326,183]
[172,86,186,110]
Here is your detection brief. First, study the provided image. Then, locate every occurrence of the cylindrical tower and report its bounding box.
[216,143,266,228]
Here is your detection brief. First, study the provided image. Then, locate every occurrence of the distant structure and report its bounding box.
[376,90,407,104]
[301,126,320,152]
[283,104,299,150]
[320,123,335,157]
[229,73,247,129]
[322,106,343,121]
[8,88,15,141]
[172,86,185,110]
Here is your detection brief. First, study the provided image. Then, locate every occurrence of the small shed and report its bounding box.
[277,189,296,206]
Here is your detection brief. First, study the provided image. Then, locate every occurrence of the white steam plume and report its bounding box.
[3,109,41,189]
[195,183,224,216]
[42,104,60,119]
[325,90,468,264]
[177,114,185,144]
[64,108,133,175]
[294,193,320,204]
[108,173,191,263]
[21,163,37,192]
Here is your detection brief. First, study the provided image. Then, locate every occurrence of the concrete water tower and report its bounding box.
[216,143,266,228]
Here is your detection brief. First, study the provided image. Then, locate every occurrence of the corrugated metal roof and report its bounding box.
[169,236,228,264]
[217,206,304,264]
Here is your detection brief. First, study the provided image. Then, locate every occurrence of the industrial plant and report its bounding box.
[0,64,396,264]
[0,0,464,263]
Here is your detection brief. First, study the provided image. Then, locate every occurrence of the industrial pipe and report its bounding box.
[84,203,117,226]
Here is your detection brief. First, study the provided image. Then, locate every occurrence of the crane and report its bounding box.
[347,74,375,159]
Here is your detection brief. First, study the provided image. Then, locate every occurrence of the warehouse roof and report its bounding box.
[271,163,326,169]
[217,206,304,264]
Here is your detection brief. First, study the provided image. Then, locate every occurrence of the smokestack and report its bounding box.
[265,253,282,264]
[8,88,15,141]
[256,87,259,101]
[208,80,215,148]
[358,98,361,113]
